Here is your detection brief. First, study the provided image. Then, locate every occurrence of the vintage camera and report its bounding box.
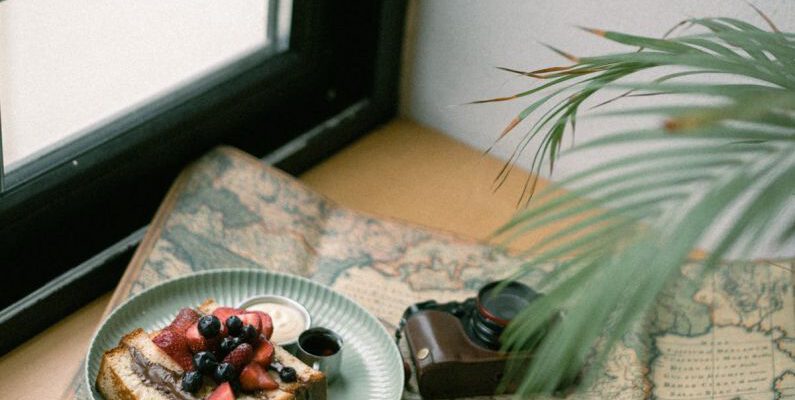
[398,281,546,399]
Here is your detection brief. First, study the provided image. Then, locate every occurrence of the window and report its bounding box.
[0,0,406,354]
[0,0,291,172]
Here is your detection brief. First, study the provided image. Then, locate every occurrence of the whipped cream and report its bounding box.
[246,302,306,344]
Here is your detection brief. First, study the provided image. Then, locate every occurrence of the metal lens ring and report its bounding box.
[471,280,540,350]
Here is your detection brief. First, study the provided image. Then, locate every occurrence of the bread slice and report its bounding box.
[96,300,326,400]
[96,329,179,400]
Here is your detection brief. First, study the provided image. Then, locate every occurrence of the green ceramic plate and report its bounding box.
[85,269,403,399]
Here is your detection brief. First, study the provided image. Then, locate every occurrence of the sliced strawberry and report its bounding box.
[167,308,201,334]
[239,312,262,333]
[185,322,208,353]
[152,329,193,370]
[250,333,266,348]
[207,381,235,400]
[252,340,274,366]
[251,311,273,340]
[240,362,279,392]
[222,342,253,371]
[218,320,228,338]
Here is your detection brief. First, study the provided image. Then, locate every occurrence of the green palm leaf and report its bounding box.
[481,13,795,397]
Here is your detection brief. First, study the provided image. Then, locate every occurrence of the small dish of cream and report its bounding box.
[237,295,311,347]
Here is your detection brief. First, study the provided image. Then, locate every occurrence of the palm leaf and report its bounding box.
[478,13,795,397]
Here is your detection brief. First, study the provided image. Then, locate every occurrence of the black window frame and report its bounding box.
[0,0,406,354]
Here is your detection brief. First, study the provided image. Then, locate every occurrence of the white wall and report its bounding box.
[400,0,795,257]
[401,0,794,177]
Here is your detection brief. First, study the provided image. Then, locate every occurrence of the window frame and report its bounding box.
[0,0,406,354]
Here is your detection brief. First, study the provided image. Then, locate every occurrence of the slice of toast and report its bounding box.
[97,328,219,400]
[96,300,326,400]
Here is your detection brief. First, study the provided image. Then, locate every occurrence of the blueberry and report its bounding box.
[192,351,217,374]
[241,325,258,343]
[268,361,296,382]
[198,315,221,338]
[226,315,243,337]
[279,366,297,383]
[220,336,242,354]
[214,362,237,383]
[181,370,203,393]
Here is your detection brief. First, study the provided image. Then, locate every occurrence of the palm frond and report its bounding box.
[479,13,795,396]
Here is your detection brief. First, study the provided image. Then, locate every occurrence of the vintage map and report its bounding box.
[68,147,794,399]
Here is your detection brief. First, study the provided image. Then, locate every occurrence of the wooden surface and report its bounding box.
[0,293,110,400]
[0,118,549,399]
[300,118,564,251]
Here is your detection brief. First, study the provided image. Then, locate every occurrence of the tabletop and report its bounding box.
[0,119,554,400]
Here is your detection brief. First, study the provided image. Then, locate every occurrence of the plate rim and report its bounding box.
[84,268,403,399]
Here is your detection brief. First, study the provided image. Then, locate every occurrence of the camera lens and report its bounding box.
[468,280,539,350]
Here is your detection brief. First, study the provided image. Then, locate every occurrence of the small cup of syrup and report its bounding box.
[296,327,344,383]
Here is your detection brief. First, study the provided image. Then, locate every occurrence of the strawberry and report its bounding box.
[250,333,267,348]
[239,312,262,333]
[185,322,208,353]
[152,329,193,370]
[207,381,235,400]
[222,342,254,371]
[218,320,228,337]
[251,311,274,340]
[252,340,274,366]
[239,362,279,392]
[167,308,200,334]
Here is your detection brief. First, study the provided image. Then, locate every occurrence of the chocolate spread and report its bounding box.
[129,347,200,400]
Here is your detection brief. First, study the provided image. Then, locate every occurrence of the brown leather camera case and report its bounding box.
[404,310,530,399]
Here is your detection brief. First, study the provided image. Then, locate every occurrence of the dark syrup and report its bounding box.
[301,333,340,357]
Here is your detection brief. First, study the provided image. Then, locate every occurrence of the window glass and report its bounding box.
[0,0,291,169]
